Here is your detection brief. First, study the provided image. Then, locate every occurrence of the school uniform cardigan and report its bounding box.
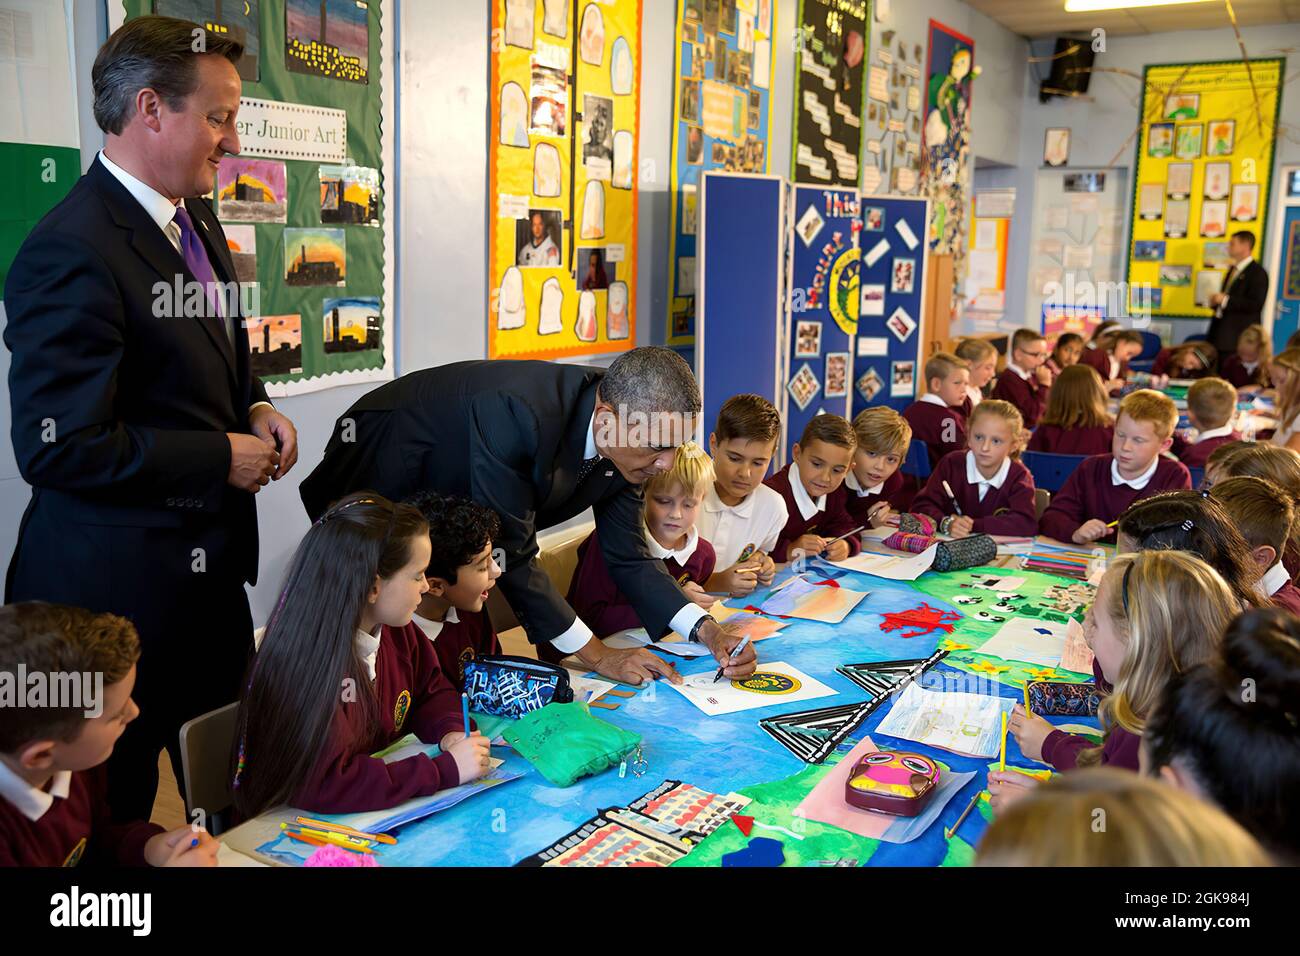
[1038,454,1192,544]
[0,764,162,866]
[292,621,468,814]
[844,470,906,527]
[1026,423,1115,457]
[413,607,501,692]
[910,451,1038,536]
[903,397,967,470]
[764,466,864,562]
[567,527,716,637]
[1220,353,1264,389]
[991,366,1048,428]
[1040,661,1141,772]
[1178,428,1241,471]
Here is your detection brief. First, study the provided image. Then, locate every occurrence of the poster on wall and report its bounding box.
[115,0,395,397]
[1125,59,1283,320]
[860,17,923,196]
[667,0,776,346]
[489,0,642,358]
[0,1,80,290]
[921,19,974,293]
[791,0,867,188]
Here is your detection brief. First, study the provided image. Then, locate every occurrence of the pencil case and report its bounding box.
[503,702,641,787]
[1026,680,1100,717]
[899,513,938,536]
[462,655,574,718]
[931,534,996,572]
[844,751,941,817]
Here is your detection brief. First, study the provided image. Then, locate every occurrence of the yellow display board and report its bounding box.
[488,0,642,359]
[1126,59,1284,319]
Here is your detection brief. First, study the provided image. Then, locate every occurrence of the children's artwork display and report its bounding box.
[121,0,394,397]
[921,20,974,295]
[667,0,776,345]
[667,661,837,716]
[791,0,868,188]
[489,0,642,358]
[1126,59,1283,320]
[759,575,869,623]
[860,20,924,196]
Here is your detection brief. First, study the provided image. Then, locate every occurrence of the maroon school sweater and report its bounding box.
[1040,661,1140,772]
[1271,580,1300,615]
[1178,430,1240,470]
[420,608,500,692]
[1079,346,1131,384]
[0,764,161,867]
[903,399,967,469]
[292,621,467,814]
[1150,347,1214,379]
[1220,353,1264,389]
[566,528,716,637]
[1027,423,1114,457]
[845,470,906,527]
[991,368,1047,428]
[910,452,1038,536]
[1038,454,1192,543]
[764,467,864,562]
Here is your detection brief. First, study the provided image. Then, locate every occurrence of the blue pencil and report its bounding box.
[461,692,470,738]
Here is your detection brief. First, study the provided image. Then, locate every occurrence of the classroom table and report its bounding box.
[221,544,1102,868]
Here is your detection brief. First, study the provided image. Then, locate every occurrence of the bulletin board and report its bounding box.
[1026,167,1126,340]
[790,0,868,188]
[961,212,1008,331]
[859,12,923,196]
[488,0,642,359]
[786,184,860,451]
[921,19,973,291]
[1125,59,1284,320]
[666,0,777,347]
[119,0,396,397]
[852,193,929,417]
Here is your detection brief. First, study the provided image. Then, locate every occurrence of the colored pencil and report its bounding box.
[999,711,1008,773]
[295,816,396,845]
[461,692,471,738]
[945,790,982,840]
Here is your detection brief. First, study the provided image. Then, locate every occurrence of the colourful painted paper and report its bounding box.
[921,19,974,297]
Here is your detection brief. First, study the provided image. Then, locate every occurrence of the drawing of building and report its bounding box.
[286,243,343,286]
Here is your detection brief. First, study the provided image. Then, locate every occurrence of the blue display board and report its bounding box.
[697,173,788,454]
[852,195,930,418]
[1274,203,1300,346]
[785,184,859,456]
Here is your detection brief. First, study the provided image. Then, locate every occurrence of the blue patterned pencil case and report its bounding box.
[463,655,574,718]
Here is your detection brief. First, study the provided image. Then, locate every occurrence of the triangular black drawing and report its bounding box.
[759,700,879,764]
[836,649,949,698]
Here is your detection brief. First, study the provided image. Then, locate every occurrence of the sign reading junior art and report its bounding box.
[235,97,348,163]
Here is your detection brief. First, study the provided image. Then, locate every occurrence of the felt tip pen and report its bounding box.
[821,526,865,551]
[461,692,471,739]
[714,634,753,683]
[942,480,964,516]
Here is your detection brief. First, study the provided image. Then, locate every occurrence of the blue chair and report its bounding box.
[1021,450,1088,494]
[1137,330,1162,361]
[1182,332,1209,343]
[1188,466,1206,490]
[901,438,932,481]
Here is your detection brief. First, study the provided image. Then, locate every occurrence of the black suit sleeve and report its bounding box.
[465,391,577,644]
[593,484,692,639]
[1223,265,1268,319]
[4,232,231,507]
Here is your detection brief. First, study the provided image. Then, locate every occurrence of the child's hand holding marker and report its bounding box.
[1073,518,1111,545]
[867,501,894,529]
[147,826,219,867]
[987,770,1041,813]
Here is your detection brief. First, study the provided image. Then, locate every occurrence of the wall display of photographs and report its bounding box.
[667,0,775,345]
[795,319,822,358]
[136,0,394,397]
[861,23,924,197]
[790,0,867,188]
[1126,59,1283,319]
[489,0,643,358]
[824,351,850,398]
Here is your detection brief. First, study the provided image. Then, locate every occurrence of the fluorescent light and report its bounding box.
[1065,0,1215,11]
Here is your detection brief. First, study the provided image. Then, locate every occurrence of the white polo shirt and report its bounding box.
[698,481,788,568]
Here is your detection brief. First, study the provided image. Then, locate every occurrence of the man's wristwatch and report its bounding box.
[688,614,715,644]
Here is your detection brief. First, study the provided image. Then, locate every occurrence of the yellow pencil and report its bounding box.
[1023,681,1030,713]
[295,815,397,845]
[999,711,1008,773]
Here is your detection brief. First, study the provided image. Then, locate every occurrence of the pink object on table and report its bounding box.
[303,844,380,867]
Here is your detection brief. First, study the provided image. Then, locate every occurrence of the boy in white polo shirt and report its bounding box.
[700,395,787,597]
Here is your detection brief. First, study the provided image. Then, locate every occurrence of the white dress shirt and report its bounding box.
[966,451,1010,502]
[1193,423,1235,444]
[844,470,884,497]
[965,385,983,410]
[0,761,72,823]
[645,526,700,563]
[413,606,460,644]
[355,628,382,682]
[1110,455,1159,490]
[1260,561,1291,599]
[1005,361,1031,381]
[919,392,948,408]
[788,461,826,520]
[697,481,788,567]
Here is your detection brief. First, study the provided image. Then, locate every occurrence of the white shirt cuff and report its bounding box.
[250,401,274,414]
[550,615,595,655]
[669,603,709,641]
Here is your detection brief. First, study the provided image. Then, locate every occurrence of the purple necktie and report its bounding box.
[172,204,222,319]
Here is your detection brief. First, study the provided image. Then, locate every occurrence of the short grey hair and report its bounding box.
[92,16,243,136]
[600,347,701,417]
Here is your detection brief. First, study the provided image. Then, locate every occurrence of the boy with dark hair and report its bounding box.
[765,414,862,562]
[406,491,503,690]
[991,328,1052,427]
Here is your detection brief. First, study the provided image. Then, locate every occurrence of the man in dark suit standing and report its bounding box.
[299,348,758,686]
[1208,230,1270,361]
[4,17,298,822]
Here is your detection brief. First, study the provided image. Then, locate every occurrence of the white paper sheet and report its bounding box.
[873,682,1014,758]
[604,628,713,657]
[666,661,836,716]
[826,545,937,581]
[977,618,1069,669]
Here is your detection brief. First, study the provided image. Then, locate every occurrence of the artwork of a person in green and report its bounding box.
[925,43,973,149]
